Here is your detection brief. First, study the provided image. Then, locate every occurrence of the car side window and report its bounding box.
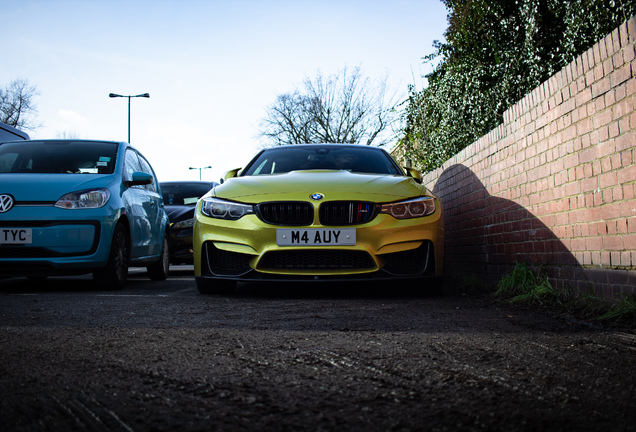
[138,154,158,193]
[0,152,19,172]
[124,149,144,189]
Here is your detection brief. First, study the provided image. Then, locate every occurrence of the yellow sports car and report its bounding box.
[193,144,443,293]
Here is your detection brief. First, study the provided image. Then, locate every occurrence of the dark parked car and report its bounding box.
[161,181,218,264]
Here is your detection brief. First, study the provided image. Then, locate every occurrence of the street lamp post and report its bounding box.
[189,166,212,180]
[109,93,150,143]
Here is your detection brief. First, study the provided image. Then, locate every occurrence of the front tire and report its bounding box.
[147,233,170,281]
[94,223,129,289]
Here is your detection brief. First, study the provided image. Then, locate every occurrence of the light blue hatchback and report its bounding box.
[0,139,170,288]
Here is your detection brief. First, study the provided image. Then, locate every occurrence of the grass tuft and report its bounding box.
[597,294,636,324]
[493,262,636,328]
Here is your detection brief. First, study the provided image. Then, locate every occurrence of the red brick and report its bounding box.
[606,88,617,107]
[582,177,598,193]
[626,44,636,63]
[571,238,586,251]
[599,125,610,142]
[599,171,617,188]
[619,116,630,133]
[565,181,581,196]
[587,236,603,250]
[624,234,636,249]
[613,185,624,201]
[615,132,635,152]
[612,97,633,119]
[601,203,621,220]
[594,192,604,206]
[592,77,611,97]
[602,251,611,266]
[617,164,636,184]
[621,252,631,266]
[620,200,636,218]
[609,121,620,138]
[604,235,623,250]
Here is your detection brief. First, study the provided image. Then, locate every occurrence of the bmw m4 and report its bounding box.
[193,144,443,294]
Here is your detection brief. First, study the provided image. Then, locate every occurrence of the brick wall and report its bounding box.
[419,16,636,299]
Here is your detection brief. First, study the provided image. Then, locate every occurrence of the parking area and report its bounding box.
[1,271,635,431]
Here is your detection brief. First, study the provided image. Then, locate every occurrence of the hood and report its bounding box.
[213,170,427,203]
[0,174,117,201]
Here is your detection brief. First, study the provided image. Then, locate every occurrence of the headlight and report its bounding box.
[379,197,436,219]
[200,197,254,220]
[172,218,194,230]
[55,189,110,209]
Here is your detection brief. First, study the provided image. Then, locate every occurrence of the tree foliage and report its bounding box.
[0,78,41,131]
[400,0,636,173]
[258,66,400,147]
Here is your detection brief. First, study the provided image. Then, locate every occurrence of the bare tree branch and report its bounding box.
[258,66,401,147]
[0,78,41,131]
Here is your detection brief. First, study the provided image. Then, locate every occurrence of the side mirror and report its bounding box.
[223,167,242,182]
[404,167,423,184]
[125,171,153,187]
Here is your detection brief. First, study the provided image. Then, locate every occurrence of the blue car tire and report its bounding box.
[147,233,170,281]
[93,223,129,289]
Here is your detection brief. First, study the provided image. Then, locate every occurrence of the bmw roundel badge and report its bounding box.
[310,193,324,201]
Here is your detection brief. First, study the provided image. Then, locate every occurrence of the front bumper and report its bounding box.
[194,206,444,282]
[0,207,117,276]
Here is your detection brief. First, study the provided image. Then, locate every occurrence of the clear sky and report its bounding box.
[1,0,448,182]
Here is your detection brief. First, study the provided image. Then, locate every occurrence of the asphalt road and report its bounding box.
[1,266,635,432]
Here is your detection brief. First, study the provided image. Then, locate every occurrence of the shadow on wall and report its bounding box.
[431,164,626,297]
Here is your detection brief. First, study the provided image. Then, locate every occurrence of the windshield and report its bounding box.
[161,182,216,205]
[242,145,403,176]
[0,140,118,174]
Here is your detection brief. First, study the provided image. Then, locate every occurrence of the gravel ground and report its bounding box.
[1,270,635,431]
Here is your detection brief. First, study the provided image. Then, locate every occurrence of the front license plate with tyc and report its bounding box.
[276,228,356,246]
[0,228,32,245]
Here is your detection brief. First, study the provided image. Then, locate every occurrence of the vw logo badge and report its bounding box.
[310,193,324,201]
[0,194,14,213]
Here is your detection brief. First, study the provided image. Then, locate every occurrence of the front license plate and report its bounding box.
[0,228,33,245]
[277,228,356,246]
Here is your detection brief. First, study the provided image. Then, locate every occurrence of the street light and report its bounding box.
[189,166,212,180]
[109,93,150,143]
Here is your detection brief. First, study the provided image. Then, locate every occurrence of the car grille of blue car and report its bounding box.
[258,250,376,271]
[319,201,377,226]
[256,202,314,225]
[0,246,62,258]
